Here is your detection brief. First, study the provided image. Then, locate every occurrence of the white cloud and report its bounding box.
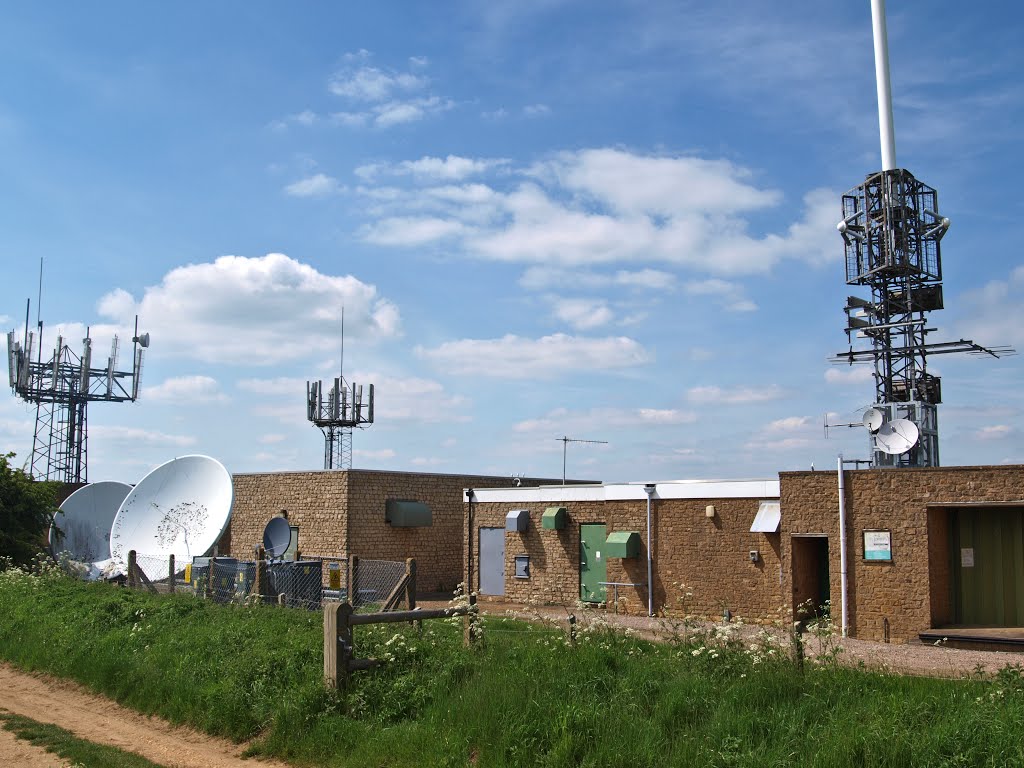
[974,425,1014,441]
[686,385,785,405]
[237,377,307,396]
[356,155,508,182]
[550,297,614,330]
[326,54,451,129]
[523,103,551,117]
[89,425,196,447]
[768,416,811,432]
[259,433,288,445]
[514,406,696,433]
[144,375,228,404]
[96,254,401,365]
[825,366,874,385]
[956,265,1024,347]
[684,279,757,312]
[356,147,837,275]
[269,110,317,131]
[416,333,651,378]
[411,456,448,466]
[519,267,676,292]
[285,173,341,197]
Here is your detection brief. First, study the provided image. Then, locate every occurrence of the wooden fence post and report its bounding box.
[568,614,577,646]
[405,558,417,611]
[168,554,175,594]
[127,550,137,590]
[254,546,266,599]
[324,601,354,689]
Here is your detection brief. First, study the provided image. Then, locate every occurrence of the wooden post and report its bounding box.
[350,555,360,608]
[324,601,354,689]
[127,550,137,590]
[405,558,417,611]
[254,546,266,599]
[463,593,477,647]
[568,614,577,646]
[168,554,175,594]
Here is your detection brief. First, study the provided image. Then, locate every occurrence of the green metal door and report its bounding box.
[580,523,607,603]
[953,508,1024,626]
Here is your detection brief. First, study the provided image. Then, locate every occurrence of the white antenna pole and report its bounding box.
[870,0,898,171]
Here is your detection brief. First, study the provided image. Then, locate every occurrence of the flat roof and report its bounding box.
[465,478,779,503]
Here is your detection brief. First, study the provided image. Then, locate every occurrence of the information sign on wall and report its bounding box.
[863,530,892,562]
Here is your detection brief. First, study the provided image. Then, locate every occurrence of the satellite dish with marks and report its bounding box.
[110,455,233,579]
[875,419,920,455]
[50,481,132,580]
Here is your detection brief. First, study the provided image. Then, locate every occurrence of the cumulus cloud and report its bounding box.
[686,385,785,404]
[550,297,614,330]
[354,448,396,460]
[144,375,228,404]
[974,425,1014,440]
[89,425,196,447]
[355,148,837,275]
[326,52,451,129]
[97,254,400,365]
[519,267,676,292]
[684,279,757,312]
[514,406,697,434]
[416,333,651,378]
[825,366,874,385]
[356,155,509,182]
[285,173,341,197]
[956,265,1024,347]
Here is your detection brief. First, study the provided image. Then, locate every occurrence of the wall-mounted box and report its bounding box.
[506,509,530,532]
[514,555,530,579]
[605,531,641,559]
[542,506,568,530]
[385,499,433,527]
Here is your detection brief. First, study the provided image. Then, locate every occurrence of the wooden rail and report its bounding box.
[324,594,477,689]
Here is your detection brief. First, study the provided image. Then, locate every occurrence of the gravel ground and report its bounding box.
[420,596,1024,678]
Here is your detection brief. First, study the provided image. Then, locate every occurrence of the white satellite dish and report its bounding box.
[874,419,920,455]
[50,481,131,580]
[862,407,885,433]
[110,455,233,577]
[263,517,291,560]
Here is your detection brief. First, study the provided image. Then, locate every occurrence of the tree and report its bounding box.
[0,452,60,565]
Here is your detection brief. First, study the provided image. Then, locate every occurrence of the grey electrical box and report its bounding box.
[506,509,529,532]
[514,555,530,579]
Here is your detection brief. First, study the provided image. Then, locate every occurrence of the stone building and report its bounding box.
[465,465,1024,644]
[218,469,565,594]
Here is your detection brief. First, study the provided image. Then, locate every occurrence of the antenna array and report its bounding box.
[306,377,375,469]
[829,0,1012,467]
[7,309,150,483]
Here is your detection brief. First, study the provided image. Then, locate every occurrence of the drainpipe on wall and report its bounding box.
[836,457,849,638]
[644,483,656,617]
[466,488,474,595]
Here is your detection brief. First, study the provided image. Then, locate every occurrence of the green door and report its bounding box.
[580,523,607,603]
[953,508,1024,626]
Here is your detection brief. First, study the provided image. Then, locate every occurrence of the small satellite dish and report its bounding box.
[110,455,234,578]
[50,481,131,580]
[263,517,291,559]
[875,419,920,455]
[862,407,885,433]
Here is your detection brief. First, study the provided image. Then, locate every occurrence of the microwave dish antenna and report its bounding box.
[109,455,233,580]
[262,516,292,560]
[50,480,131,580]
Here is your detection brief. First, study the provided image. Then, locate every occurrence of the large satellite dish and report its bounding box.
[50,481,131,580]
[862,407,884,433]
[263,517,291,560]
[875,419,920,455]
[110,455,233,577]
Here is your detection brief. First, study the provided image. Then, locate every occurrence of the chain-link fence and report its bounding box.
[114,551,412,613]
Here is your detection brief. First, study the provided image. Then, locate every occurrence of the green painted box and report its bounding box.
[605,531,641,558]
[542,506,568,530]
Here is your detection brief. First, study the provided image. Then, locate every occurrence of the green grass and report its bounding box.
[1,561,1023,767]
[0,712,165,768]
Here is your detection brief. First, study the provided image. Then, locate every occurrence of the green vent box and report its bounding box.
[605,531,641,558]
[542,506,568,530]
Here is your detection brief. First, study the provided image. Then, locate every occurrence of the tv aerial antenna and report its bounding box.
[828,0,1013,468]
[556,435,607,485]
[6,259,150,482]
[306,307,375,470]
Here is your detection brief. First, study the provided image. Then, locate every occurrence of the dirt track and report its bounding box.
[0,664,289,768]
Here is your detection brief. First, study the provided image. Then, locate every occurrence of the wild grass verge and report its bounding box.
[1,559,1023,767]
[0,712,165,768]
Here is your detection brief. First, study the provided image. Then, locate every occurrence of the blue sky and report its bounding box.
[2,1,1022,484]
